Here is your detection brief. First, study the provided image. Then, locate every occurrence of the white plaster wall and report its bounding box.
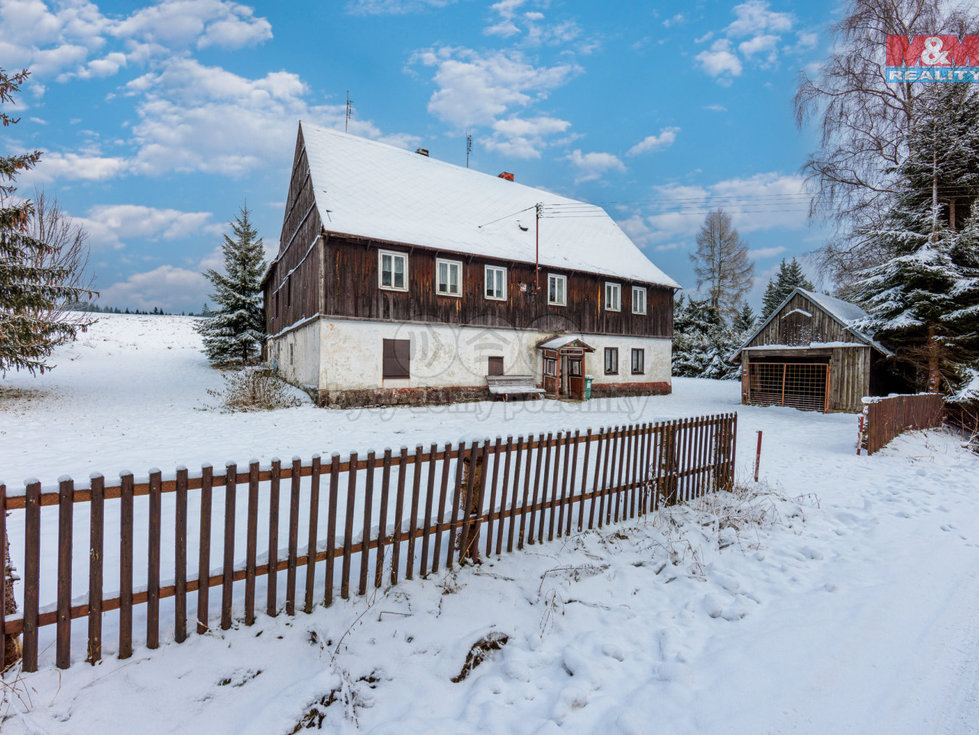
[315,317,671,391]
[270,320,321,389]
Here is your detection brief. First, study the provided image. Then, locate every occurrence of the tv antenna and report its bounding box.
[345,91,353,132]
[466,132,473,168]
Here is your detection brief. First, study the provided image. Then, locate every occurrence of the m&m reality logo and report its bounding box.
[885,35,979,82]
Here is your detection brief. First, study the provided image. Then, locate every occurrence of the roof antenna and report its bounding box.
[345,91,353,132]
[466,132,473,168]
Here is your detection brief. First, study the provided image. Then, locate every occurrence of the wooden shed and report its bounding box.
[731,288,891,413]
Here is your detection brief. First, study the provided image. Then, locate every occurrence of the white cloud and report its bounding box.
[725,0,792,38]
[482,0,581,47]
[413,45,580,130]
[77,204,222,250]
[696,39,742,78]
[123,58,416,177]
[482,115,571,159]
[25,152,127,183]
[749,246,787,259]
[0,0,272,81]
[624,173,809,247]
[346,0,457,14]
[738,34,779,62]
[111,0,272,49]
[703,104,727,112]
[662,13,685,28]
[566,149,625,183]
[627,127,679,157]
[693,1,797,81]
[100,264,208,312]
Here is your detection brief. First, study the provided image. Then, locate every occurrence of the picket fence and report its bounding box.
[1,413,737,672]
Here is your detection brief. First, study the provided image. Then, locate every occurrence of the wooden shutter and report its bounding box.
[383,339,410,379]
[487,356,504,376]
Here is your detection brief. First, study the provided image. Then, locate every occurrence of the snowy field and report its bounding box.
[2,313,978,734]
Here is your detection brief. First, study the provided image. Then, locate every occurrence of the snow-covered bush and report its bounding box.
[206,366,307,412]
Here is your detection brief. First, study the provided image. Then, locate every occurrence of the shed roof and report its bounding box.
[300,122,678,288]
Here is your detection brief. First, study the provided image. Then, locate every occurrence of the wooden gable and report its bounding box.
[743,291,865,352]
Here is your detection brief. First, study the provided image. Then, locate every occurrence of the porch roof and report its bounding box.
[537,335,596,352]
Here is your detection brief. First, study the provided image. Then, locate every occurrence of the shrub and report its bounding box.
[207,365,306,412]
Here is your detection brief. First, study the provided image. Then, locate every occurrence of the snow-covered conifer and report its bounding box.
[196,206,267,366]
[853,84,979,392]
[1,69,95,376]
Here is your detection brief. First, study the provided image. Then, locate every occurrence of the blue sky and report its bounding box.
[2,0,838,312]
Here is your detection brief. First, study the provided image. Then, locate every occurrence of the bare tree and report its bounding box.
[794,0,978,285]
[690,209,754,320]
[26,187,95,332]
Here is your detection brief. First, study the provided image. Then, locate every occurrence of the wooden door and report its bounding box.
[567,356,585,399]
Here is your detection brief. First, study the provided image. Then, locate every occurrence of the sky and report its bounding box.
[1,0,840,313]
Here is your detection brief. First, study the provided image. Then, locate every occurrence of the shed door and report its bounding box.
[747,362,830,412]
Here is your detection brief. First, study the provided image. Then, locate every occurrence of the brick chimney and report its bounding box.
[497,171,515,181]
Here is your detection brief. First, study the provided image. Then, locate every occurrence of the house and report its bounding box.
[731,287,892,413]
[263,124,678,406]
[262,122,678,407]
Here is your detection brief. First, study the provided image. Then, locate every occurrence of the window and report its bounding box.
[568,358,582,377]
[382,338,410,379]
[631,348,645,375]
[632,286,647,315]
[604,347,618,375]
[379,250,408,291]
[605,282,621,312]
[543,357,557,377]
[436,258,462,297]
[487,356,504,376]
[485,265,507,300]
[548,274,567,306]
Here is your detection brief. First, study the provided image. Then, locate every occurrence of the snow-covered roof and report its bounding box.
[537,335,595,351]
[300,123,678,288]
[731,287,892,361]
[798,289,869,325]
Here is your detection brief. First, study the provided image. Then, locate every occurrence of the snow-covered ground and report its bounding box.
[2,313,978,734]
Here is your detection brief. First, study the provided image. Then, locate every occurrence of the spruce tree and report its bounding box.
[196,206,267,366]
[672,295,740,380]
[1,68,94,376]
[760,258,814,318]
[733,301,757,337]
[853,84,979,393]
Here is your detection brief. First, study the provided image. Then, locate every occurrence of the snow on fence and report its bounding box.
[1,413,737,673]
[859,394,944,454]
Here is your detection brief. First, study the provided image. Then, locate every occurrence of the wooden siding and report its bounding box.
[322,235,672,338]
[828,346,870,412]
[264,127,324,336]
[746,292,863,348]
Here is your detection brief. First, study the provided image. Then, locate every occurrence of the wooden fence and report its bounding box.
[1,413,736,672]
[859,394,944,454]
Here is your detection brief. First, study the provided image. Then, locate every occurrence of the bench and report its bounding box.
[486,375,545,401]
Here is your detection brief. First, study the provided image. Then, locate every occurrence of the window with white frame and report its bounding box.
[379,250,408,291]
[605,282,621,312]
[632,286,647,315]
[485,265,507,300]
[436,258,462,297]
[548,274,567,306]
